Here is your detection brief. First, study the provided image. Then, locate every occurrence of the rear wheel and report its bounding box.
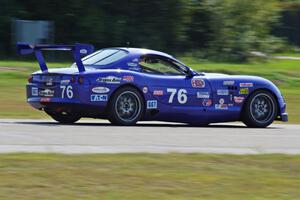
[45,110,81,124]
[242,90,277,128]
[108,87,144,125]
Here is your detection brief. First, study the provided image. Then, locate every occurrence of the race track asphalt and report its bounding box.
[0,119,299,154]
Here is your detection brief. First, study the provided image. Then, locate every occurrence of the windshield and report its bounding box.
[81,49,128,66]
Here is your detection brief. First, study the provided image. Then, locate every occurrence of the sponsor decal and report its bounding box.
[191,78,205,88]
[147,100,157,109]
[215,104,228,110]
[132,58,139,62]
[127,62,138,67]
[217,89,229,96]
[43,76,54,86]
[60,80,70,85]
[129,66,140,71]
[219,98,225,104]
[215,98,228,110]
[92,87,110,94]
[197,92,210,99]
[223,80,235,86]
[45,80,53,86]
[123,76,134,82]
[143,87,148,94]
[239,88,249,95]
[202,99,212,107]
[40,97,51,102]
[240,83,253,87]
[91,94,108,102]
[79,49,87,54]
[153,90,164,96]
[234,96,245,104]
[96,76,121,84]
[32,87,38,96]
[39,89,54,97]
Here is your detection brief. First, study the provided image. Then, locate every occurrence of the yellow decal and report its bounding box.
[239,88,249,95]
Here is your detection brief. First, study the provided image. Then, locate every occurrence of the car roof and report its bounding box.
[109,47,174,59]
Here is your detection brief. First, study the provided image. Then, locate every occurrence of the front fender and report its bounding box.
[248,76,287,121]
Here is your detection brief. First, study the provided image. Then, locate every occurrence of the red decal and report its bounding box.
[234,96,245,104]
[40,98,51,102]
[239,83,253,87]
[153,90,164,96]
[191,79,205,88]
[123,76,134,82]
[202,99,212,106]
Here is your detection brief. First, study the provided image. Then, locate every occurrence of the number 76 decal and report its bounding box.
[60,85,73,99]
[167,88,187,104]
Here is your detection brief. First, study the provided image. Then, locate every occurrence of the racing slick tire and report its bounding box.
[45,110,81,124]
[108,86,144,125]
[242,90,278,128]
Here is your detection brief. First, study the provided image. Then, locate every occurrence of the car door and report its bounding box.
[140,55,212,110]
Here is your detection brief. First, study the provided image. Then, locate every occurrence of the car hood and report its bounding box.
[202,72,279,91]
[202,72,230,77]
[202,72,265,82]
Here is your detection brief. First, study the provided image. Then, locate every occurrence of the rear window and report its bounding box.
[82,49,128,66]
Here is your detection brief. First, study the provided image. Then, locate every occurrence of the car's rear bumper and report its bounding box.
[26,82,109,113]
[28,100,107,118]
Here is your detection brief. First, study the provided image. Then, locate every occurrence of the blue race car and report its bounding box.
[17,43,288,127]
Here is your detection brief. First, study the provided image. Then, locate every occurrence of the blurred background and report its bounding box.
[0,0,299,121]
[1,2,300,199]
[1,0,300,61]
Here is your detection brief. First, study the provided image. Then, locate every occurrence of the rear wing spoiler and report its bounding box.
[17,43,94,72]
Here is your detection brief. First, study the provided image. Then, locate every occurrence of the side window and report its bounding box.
[94,51,127,65]
[82,49,128,66]
[139,56,185,75]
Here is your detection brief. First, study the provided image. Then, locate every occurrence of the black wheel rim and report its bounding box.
[250,93,275,123]
[115,91,141,122]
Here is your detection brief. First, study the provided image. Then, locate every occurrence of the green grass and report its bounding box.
[0,153,300,200]
[0,58,299,122]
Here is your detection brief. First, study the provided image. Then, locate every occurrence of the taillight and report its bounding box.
[28,75,33,83]
[78,76,84,84]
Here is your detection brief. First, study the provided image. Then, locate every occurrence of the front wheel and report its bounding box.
[45,110,81,124]
[242,90,278,128]
[108,87,144,125]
